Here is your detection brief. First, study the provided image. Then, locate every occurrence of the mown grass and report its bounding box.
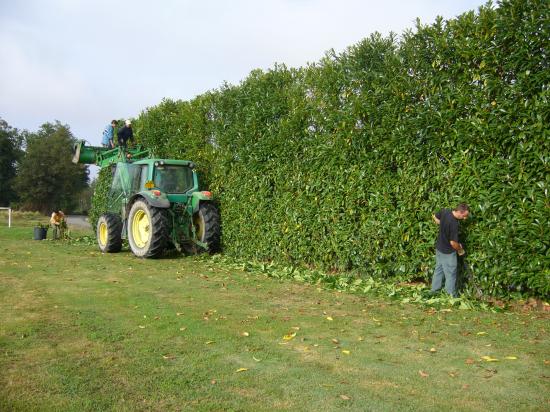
[0,219,548,411]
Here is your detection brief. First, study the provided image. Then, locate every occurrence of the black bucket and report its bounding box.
[33,227,48,240]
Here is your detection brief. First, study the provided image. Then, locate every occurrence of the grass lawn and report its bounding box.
[0,214,548,411]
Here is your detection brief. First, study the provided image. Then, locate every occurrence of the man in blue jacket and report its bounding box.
[102,120,117,148]
[431,203,470,297]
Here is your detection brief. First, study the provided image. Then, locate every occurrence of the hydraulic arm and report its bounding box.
[72,140,150,167]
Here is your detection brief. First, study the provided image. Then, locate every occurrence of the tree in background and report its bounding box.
[16,121,89,214]
[0,118,23,207]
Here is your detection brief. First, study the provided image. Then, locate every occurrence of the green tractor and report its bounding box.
[72,141,220,258]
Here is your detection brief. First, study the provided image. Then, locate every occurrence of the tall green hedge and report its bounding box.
[91,0,549,298]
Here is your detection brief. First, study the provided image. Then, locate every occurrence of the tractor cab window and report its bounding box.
[153,165,194,193]
[109,163,144,212]
[139,165,149,189]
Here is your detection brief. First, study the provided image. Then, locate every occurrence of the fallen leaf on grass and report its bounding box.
[331,338,340,344]
[418,370,429,378]
[283,332,296,341]
[291,326,300,331]
[241,332,250,337]
[205,341,215,345]
[179,327,186,331]
[138,325,145,329]
[465,358,475,365]
[253,356,261,362]
[176,312,184,316]
[342,350,351,355]
[162,354,175,360]
[235,368,248,373]
[448,371,459,378]
[326,316,334,321]
[211,379,217,384]
[504,356,518,360]
[481,356,499,362]
[430,348,437,353]
[476,331,487,335]
[339,395,351,400]
[357,336,364,341]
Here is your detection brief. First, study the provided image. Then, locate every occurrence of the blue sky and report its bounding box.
[1,0,487,150]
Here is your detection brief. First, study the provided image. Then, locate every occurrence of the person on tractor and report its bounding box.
[117,119,133,148]
[102,120,117,148]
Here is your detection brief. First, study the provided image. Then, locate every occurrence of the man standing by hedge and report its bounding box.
[431,203,470,297]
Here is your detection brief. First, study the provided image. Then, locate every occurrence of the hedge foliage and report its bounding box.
[91,0,549,298]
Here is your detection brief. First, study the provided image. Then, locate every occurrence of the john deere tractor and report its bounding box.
[72,141,220,258]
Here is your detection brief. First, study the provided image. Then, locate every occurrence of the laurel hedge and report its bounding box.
[91,0,549,298]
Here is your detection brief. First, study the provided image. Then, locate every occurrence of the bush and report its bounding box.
[89,167,113,233]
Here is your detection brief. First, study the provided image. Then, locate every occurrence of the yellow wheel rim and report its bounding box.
[132,209,150,248]
[193,213,205,241]
[99,222,107,246]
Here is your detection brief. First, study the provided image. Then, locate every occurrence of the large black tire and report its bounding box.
[127,199,169,258]
[193,202,221,253]
[97,213,122,253]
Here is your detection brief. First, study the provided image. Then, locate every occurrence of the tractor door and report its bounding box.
[108,163,145,217]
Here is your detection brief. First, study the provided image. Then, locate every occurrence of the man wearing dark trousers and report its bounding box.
[117,119,133,147]
[431,203,470,297]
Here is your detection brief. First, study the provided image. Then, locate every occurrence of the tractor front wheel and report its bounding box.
[127,200,168,258]
[97,213,122,253]
[193,202,221,253]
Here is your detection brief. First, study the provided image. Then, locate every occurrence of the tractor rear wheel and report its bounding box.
[97,213,122,253]
[193,202,221,253]
[127,199,168,258]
